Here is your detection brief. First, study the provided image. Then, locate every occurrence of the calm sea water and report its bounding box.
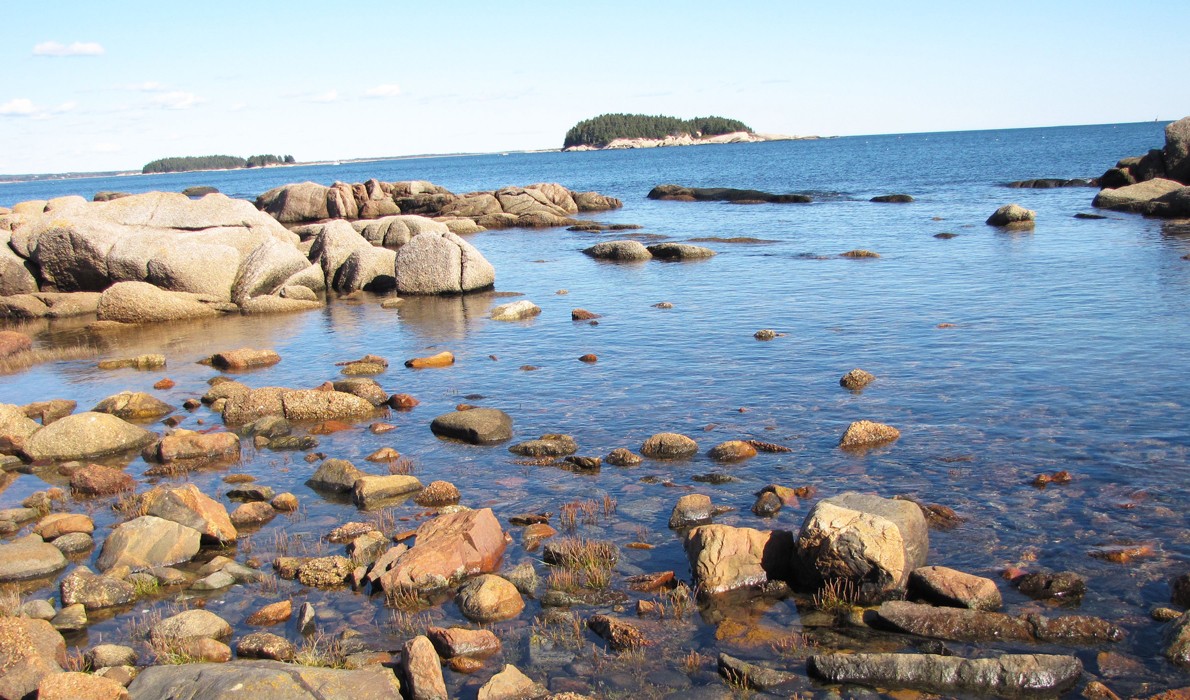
[3,122,1189,696]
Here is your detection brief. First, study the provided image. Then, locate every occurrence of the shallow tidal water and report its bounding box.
[2,122,1190,697]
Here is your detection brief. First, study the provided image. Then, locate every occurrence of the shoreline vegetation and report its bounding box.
[561,112,814,151]
[141,154,295,174]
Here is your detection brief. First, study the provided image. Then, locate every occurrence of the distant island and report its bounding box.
[142,154,296,174]
[562,113,814,151]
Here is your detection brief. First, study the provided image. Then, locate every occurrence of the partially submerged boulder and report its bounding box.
[21,411,156,461]
[809,652,1082,696]
[430,408,513,444]
[376,508,507,593]
[96,515,202,572]
[685,524,794,594]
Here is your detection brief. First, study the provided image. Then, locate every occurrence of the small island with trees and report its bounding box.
[562,113,810,151]
[142,154,296,174]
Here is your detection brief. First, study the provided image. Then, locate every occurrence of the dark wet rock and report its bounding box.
[430,408,512,444]
[403,634,447,700]
[648,185,811,204]
[707,440,757,462]
[1167,612,1190,669]
[427,626,502,659]
[685,524,794,594]
[209,348,281,370]
[97,515,201,572]
[606,448,642,466]
[909,566,1002,611]
[456,574,525,622]
[934,232,959,238]
[753,328,778,340]
[876,600,1123,644]
[69,463,135,496]
[1172,573,1190,608]
[509,434,577,457]
[587,614,649,651]
[127,659,402,699]
[562,455,601,471]
[986,203,1036,227]
[571,308,601,320]
[143,483,237,543]
[647,242,716,260]
[92,391,174,420]
[839,420,900,449]
[226,485,274,502]
[22,411,156,461]
[353,475,423,509]
[717,653,796,691]
[1006,178,1094,188]
[808,652,1082,695]
[693,472,737,484]
[796,492,928,599]
[840,368,876,391]
[60,566,137,609]
[0,617,65,699]
[307,458,365,492]
[871,194,915,202]
[669,494,715,529]
[1016,571,1086,603]
[582,240,652,261]
[641,432,698,459]
[0,534,68,581]
[895,496,965,530]
[235,632,295,661]
[262,435,317,451]
[377,508,507,594]
[752,491,784,517]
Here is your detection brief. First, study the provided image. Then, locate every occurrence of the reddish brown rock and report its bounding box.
[685,524,794,594]
[34,513,94,539]
[143,484,237,543]
[69,463,136,496]
[522,523,557,550]
[153,378,176,390]
[708,440,757,462]
[378,508,508,593]
[38,671,129,700]
[426,626,501,659]
[587,614,650,651]
[0,331,32,359]
[0,617,66,700]
[578,353,598,363]
[571,309,601,321]
[402,635,447,700]
[909,565,1002,611]
[150,430,240,463]
[404,352,453,369]
[245,600,292,626]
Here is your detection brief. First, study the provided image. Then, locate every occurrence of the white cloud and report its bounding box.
[33,41,105,57]
[309,89,339,103]
[365,83,401,98]
[93,142,121,153]
[52,101,78,113]
[0,98,36,116]
[123,81,166,92]
[150,91,201,110]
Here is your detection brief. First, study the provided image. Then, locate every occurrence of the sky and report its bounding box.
[2,0,1188,174]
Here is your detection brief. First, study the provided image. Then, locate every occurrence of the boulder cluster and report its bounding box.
[1092,116,1190,217]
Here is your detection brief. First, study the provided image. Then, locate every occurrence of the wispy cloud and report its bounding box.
[365,84,401,98]
[52,101,78,113]
[33,41,105,57]
[309,89,339,103]
[122,81,167,92]
[0,98,36,116]
[150,91,201,110]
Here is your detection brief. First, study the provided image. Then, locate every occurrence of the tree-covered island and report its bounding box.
[563,114,753,149]
[142,154,295,174]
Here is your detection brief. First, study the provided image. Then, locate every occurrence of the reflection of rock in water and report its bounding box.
[395,294,495,340]
[82,311,319,360]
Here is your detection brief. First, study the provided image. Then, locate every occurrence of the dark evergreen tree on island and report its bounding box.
[142,154,295,174]
[563,114,752,149]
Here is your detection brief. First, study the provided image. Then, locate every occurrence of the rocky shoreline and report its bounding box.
[563,131,815,152]
[1,123,1190,699]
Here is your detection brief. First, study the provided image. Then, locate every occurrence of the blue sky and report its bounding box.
[3,0,1188,174]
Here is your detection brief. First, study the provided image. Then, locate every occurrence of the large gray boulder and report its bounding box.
[809,653,1082,695]
[231,237,313,303]
[583,240,652,261]
[395,230,495,294]
[333,245,396,293]
[1093,178,1184,212]
[254,181,332,223]
[22,411,156,461]
[0,231,38,296]
[1165,116,1190,184]
[308,220,374,289]
[796,492,928,600]
[354,215,448,248]
[0,534,68,581]
[6,192,304,303]
[96,281,227,323]
[430,408,512,444]
[128,660,402,699]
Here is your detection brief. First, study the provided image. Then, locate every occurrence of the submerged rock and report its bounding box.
[839,420,900,449]
[840,368,876,391]
[985,203,1036,227]
[718,653,797,691]
[127,659,402,699]
[377,508,507,593]
[809,652,1082,695]
[648,184,811,204]
[876,600,1123,644]
[582,240,652,261]
[641,432,698,459]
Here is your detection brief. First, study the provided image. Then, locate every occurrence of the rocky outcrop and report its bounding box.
[1093,178,1184,213]
[648,184,812,203]
[685,524,794,594]
[1165,116,1190,183]
[809,652,1082,695]
[395,230,495,294]
[796,492,928,600]
[258,179,620,230]
[1090,117,1190,218]
[582,240,653,261]
[0,617,66,700]
[96,281,227,323]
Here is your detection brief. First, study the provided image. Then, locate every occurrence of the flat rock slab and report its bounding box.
[22,411,155,461]
[127,659,402,699]
[909,565,1002,611]
[0,536,67,581]
[809,652,1082,696]
[876,600,1124,644]
[430,408,512,444]
[97,515,202,572]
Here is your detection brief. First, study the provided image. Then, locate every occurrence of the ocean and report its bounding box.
[2,121,1188,695]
